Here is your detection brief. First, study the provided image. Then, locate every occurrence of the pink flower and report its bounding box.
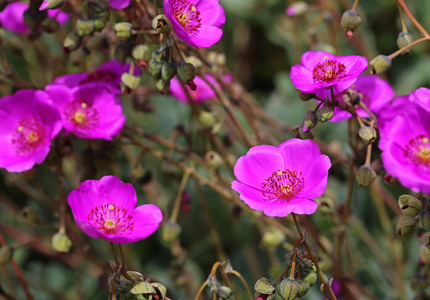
[68,176,163,244]
[290,50,367,93]
[316,75,394,122]
[0,90,62,172]
[410,87,430,113]
[52,60,139,95]
[169,74,219,104]
[163,0,225,47]
[45,83,126,140]
[377,95,411,132]
[231,139,331,217]
[0,2,70,35]
[109,0,131,9]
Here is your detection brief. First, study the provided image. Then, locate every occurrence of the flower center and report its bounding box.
[405,135,430,167]
[64,101,98,129]
[11,118,46,155]
[170,0,201,35]
[313,56,347,84]
[87,203,134,235]
[262,169,305,201]
[79,70,118,85]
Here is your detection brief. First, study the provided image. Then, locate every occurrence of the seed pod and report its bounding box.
[396,215,417,236]
[297,280,311,298]
[303,111,318,130]
[51,232,72,253]
[161,62,177,81]
[152,14,172,33]
[297,90,315,101]
[199,111,216,129]
[161,221,181,244]
[316,103,334,122]
[149,59,163,79]
[0,246,13,265]
[369,55,392,74]
[358,126,377,144]
[398,194,422,217]
[341,10,361,33]
[356,165,376,187]
[205,151,223,169]
[177,63,196,83]
[63,31,82,53]
[155,78,170,94]
[254,277,276,300]
[397,32,413,55]
[77,19,95,36]
[277,278,300,300]
[114,22,133,41]
[303,271,317,286]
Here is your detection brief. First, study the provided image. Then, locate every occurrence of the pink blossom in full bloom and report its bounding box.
[45,83,126,140]
[0,90,62,172]
[290,50,368,93]
[0,2,70,35]
[410,87,430,113]
[316,75,394,122]
[163,0,225,47]
[231,139,331,217]
[377,95,412,132]
[68,176,163,244]
[169,74,220,104]
[52,60,140,95]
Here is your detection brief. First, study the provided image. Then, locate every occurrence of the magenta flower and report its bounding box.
[377,95,412,132]
[410,87,430,113]
[52,61,138,95]
[379,105,430,193]
[0,90,62,172]
[109,0,131,9]
[316,75,394,122]
[290,50,368,93]
[169,74,220,104]
[45,83,126,140]
[163,0,225,47]
[68,176,163,244]
[0,2,70,35]
[231,139,331,217]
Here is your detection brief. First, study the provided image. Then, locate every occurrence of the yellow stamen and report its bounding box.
[191,6,196,11]
[109,204,115,211]
[17,126,23,132]
[277,170,283,175]
[81,102,87,109]
[73,112,86,124]
[423,138,429,144]
[104,220,114,228]
[28,133,35,140]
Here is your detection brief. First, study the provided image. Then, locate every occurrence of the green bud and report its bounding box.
[420,244,430,264]
[89,1,110,18]
[161,221,181,244]
[356,165,376,187]
[303,271,317,286]
[93,16,108,31]
[0,246,13,265]
[121,73,140,90]
[397,32,413,55]
[316,103,334,122]
[277,278,300,300]
[47,0,63,9]
[262,227,285,248]
[303,111,318,130]
[22,207,39,223]
[177,63,196,83]
[41,17,59,33]
[398,194,422,217]
[121,271,144,282]
[255,277,276,299]
[425,232,430,251]
[132,45,151,61]
[114,44,131,64]
[199,111,216,129]
[358,126,377,145]
[205,151,223,169]
[161,62,177,81]
[297,90,315,101]
[23,9,47,31]
[185,56,202,68]
[216,286,233,299]
[340,10,361,33]
[152,14,172,33]
[369,55,392,74]
[77,19,95,36]
[85,34,109,51]
[297,125,314,140]
[63,31,82,53]
[155,78,170,94]
[396,216,417,236]
[297,280,311,298]
[149,59,163,79]
[131,281,156,295]
[114,22,133,41]
[51,232,72,253]
[151,282,167,300]
[316,197,335,215]
[420,211,430,231]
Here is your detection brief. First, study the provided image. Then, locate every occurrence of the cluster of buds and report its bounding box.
[396,194,422,237]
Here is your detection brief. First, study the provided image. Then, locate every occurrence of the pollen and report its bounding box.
[405,134,430,166]
[81,103,87,109]
[171,0,202,36]
[262,169,305,202]
[109,204,115,211]
[12,118,46,155]
[312,59,347,84]
[64,101,98,129]
[87,203,134,236]
[17,126,23,132]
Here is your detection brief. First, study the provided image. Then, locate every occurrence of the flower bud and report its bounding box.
[425,232,430,251]
[130,281,156,295]
[63,31,82,53]
[161,62,177,81]
[85,34,109,51]
[397,32,413,55]
[369,55,392,74]
[152,14,172,33]
[420,211,430,232]
[420,244,430,264]
[51,232,72,253]
[22,207,39,223]
[199,111,216,129]
[121,271,144,282]
[303,111,318,130]
[205,151,223,169]
[303,271,317,286]
[47,0,63,9]
[0,246,13,265]
[132,44,151,61]
[358,126,377,144]
[254,277,276,300]
[316,197,335,215]
[297,280,311,298]
[41,17,60,33]
[114,22,133,41]
[356,165,376,187]
[149,59,163,79]
[316,103,334,122]
[155,78,170,94]
[77,19,95,36]
[161,221,181,244]
[262,227,285,248]
[297,90,315,101]
[93,16,108,31]
[276,278,299,300]
[293,124,314,140]
[177,63,196,83]
[114,44,131,64]
[23,9,47,31]
[341,10,361,34]
[398,195,422,217]
[121,73,140,90]
[396,216,417,236]
[216,286,233,299]
[151,282,167,299]
[286,2,308,16]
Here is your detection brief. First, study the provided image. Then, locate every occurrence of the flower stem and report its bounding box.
[397,0,429,37]
[397,3,408,33]
[109,241,119,265]
[194,281,208,300]
[388,36,430,60]
[228,270,254,300]
[291,213,338,300]
[351,0,359,12]
[169,169,192,223]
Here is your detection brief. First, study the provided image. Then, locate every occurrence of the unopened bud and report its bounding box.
[317,197,335,214]
[262,227,285,248]
[254,277,276,300]
[297,90,315,101]
[358,126,377,144]
[425,232,430,251]
[114,44,131,64]
[47,0,63,9]
[396,216,417,236]
[356,165,376,187]
[297,280,311,298]
[122,271,144,282]
[149,59,163,79]
[420,211,430,231]
[205,151,223,169]
[293,124,314,140]
[63,31,82,53]
[93,16,108,31]
[341,10,361,34]
[199,111,216,129]
[420,244,430,264]
[114,22,133,41]
[22,207,39,223]
[369,55,392,74]
[23,9,47,31]
[161,62,177,81]
[132,44,151,61]
[152,14,172,33]
[286,2,308,16]
[130,281,156,295]
[216,286,233,299]
[177,63,196,83]
[303,111,318,130]
[316,103,334,122]
[151,282,167,299]
[397,32,413,55]
[161,221,181,243]
[77,19,95,36]
[277,278,299,300]
[0,246,13,265]
[51,232,72,253]
[155,78,170,94]
[303,271,317,286]
[121,73,140,90]
[398,195,422,217]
